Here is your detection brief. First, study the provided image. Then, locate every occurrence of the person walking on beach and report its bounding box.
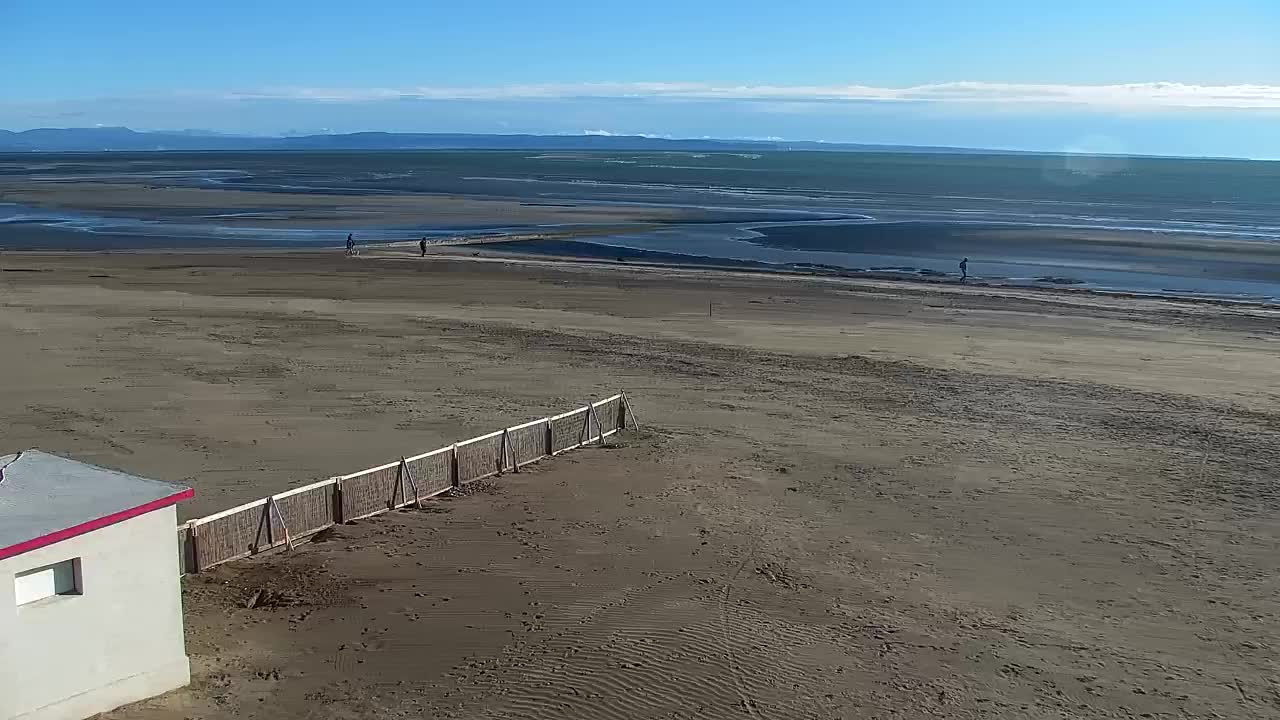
[959,257,969,281]
[420,237,428,257]
[346,233,355,255]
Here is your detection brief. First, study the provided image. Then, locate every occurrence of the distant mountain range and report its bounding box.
[0,127,269,151]
[0,126,1014,154]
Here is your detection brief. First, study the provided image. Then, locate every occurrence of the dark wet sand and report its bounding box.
[5,156,1279,301]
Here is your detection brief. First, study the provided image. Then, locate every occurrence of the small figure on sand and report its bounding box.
[420,237,427,257]
[346,233,355,256]
[959,257,969,281]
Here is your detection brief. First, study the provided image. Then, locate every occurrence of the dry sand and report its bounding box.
[1,252,1278,719]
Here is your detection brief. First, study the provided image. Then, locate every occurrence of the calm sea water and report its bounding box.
[2,150,1279,301]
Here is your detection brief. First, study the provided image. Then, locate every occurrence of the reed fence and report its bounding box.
[177,392,637,573]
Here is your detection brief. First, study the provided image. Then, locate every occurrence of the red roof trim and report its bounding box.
[0,487,192,562]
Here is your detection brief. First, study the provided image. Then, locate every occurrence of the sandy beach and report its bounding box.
[1,252,1277,718]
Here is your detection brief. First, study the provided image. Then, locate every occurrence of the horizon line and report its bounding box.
[0,126,1270,162]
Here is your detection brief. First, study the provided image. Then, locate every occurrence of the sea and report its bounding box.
[2,150,1279,303]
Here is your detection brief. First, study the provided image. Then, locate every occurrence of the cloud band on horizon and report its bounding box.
[212,81,1280,110]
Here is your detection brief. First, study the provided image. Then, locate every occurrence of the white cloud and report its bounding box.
[583,129,671,138]
[218,81,1280,109]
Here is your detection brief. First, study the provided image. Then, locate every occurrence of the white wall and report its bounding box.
[0,506,190,720]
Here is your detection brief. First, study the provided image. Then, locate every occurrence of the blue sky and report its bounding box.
[3,0,1280,157]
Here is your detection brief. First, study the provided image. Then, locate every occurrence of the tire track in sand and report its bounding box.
[463,562,856,719]
[720,543,762,719]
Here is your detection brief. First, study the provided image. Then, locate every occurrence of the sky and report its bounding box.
[2,0,1279,157]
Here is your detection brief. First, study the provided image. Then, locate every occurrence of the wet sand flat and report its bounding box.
[5,150,1279,300]
[0,179,687,228]
[0,253,1277,718]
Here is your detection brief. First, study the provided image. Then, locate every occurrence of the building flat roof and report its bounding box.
[0,450,191,561]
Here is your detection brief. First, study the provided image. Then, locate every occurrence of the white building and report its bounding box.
[0,450,192,720]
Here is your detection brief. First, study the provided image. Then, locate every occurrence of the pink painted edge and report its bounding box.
[0,487,193,561]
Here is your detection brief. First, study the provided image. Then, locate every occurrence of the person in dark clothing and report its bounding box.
[420,237,428,257]
[959,257,969,281]
[346,233,355,254]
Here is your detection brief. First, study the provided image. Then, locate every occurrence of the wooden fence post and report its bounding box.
[577,405,591,446]
[189,521,201,574]
[399,457,421,508]
[389,464,402,510]
[588,402,608,446]
[270,497,294,551]
[545,419,553,456]
[621,392,641,430]
[254,501,273,552]
[251,498,292,553]
[450,444,460,489]
[498,429,509,475]
[502,428,518,473]
[252,499,292,554]
[333,477,345,524]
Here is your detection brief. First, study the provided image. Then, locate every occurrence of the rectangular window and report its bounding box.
[14,558,81,606]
